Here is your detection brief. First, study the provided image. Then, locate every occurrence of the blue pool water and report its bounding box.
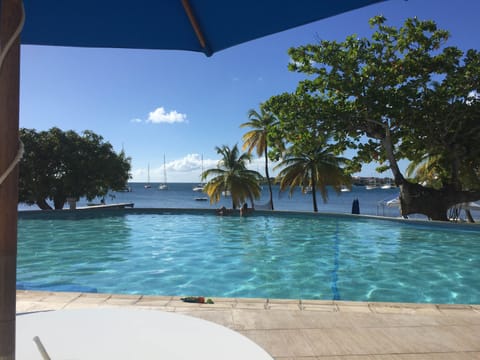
[17,209,480,304]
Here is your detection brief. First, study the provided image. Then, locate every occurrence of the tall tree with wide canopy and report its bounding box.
[240,106,278,210]
[202,144,262,209]
[285,16,480,220]
[19,127,131,210]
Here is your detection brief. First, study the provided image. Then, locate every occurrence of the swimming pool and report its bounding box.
[17,209,480,304]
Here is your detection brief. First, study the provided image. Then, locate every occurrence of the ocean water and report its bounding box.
[19,182,404,217]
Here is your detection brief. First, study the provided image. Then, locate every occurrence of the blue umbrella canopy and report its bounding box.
[21,0,385,56]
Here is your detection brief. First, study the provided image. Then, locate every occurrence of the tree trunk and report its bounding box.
[399,179,480,221]
[381,127,405,186]
[311,176,318,212]
[264,147,274,210]
[465,209,475,223]
[380,126,480,221]
[36,198,52,210]
[53,196,66,210]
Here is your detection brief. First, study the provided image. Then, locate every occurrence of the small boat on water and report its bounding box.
[302,186,313,194]
[381,180,393,189]
[365,180,377,190]
[193,155,205,192]
[192,184,204,192]
[340,185,351,192]
[118,186,132,192]
[144,164,152,189]
[158,154,168,190]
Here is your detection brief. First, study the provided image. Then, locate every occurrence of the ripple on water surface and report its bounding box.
[17,211,480,304]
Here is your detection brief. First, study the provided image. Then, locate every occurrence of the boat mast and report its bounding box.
[163,154,167,185]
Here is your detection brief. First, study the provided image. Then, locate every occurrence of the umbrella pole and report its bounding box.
[0,0,22,359]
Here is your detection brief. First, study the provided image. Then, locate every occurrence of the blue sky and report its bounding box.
[19,0,480,183]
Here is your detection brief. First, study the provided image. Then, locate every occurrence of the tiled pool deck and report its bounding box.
[17,291,480,359]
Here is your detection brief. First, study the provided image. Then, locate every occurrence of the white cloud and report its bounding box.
[130,154,280,183]
[169,154,217,172]
[147,107,187,124]
[130,118,142,123]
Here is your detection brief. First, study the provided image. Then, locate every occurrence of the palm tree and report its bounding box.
[202,144,262,209]
[405,154,444,188]
[274,145,351,212]
[240,107,278,210]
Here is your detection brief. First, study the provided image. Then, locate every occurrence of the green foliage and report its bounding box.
[274,144,351,212]
[280,16,479,192]
[19,127,131,209]
[201,144,262,209]
[240,106,278,210]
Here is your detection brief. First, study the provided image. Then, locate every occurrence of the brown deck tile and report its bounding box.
[304,327,403,356]
[105,294,142,306]
[371,353,480,359]
[301,303,338,312]
[380,325,480,353]
[61,293,112,309]
[181,309,235,329]
[445,325,480,350]
[301,299,335,305]
[208,297,237,307]
[236,297,267,303]
[296,311,381,329]
[316,356,375,360]
[16,291,72,312]
[241,329,316,358]
[369,302,439,315]
[268,298,302,310]
[17,301,64,313]
[269,303,302,311]
[269,298,302,304]
[232,309,304,330]
[335,300,372,313]
[41,291,82,302]
[206,300,236,309]
[336,304,373,313]
[235,299,269,309]
[274,357,320,360]
[16,290,51,301]
[133,294,172,308]
[437,306,480,323]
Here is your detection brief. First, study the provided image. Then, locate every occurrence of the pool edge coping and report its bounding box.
[17,290,480,315]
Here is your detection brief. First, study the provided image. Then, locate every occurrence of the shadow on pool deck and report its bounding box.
[17,290,480,359]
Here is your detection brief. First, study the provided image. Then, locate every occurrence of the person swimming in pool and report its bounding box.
[216,206,232,216]
[240,203,253,217]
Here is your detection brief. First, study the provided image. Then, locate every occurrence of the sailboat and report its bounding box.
[365,177,377,190]
[144,164,151,189]
[193,154,205,192]
[158,155,168,190]
[381,179,392,189]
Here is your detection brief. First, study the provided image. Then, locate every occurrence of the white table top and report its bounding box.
[17,308,273,359]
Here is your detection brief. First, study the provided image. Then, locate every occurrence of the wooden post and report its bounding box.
[0,0,21,359]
